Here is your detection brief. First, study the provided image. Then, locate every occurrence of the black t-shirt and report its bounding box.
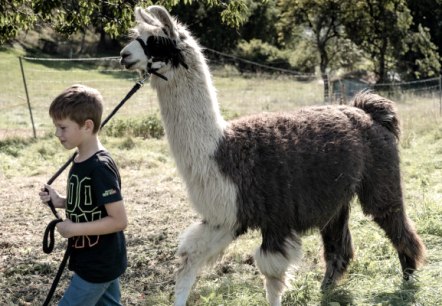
[66,150,127,283]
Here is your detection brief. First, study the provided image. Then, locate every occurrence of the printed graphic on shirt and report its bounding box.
[67,174,102,248]
[102,188,117,197]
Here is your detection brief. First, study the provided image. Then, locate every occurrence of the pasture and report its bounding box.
[1,47,441,305]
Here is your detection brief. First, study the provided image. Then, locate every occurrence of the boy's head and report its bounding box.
[49,84,103,134]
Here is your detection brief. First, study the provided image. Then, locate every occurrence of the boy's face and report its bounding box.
[52,117,88,150]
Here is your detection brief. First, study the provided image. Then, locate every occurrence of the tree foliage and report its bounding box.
[1,0,441,82]
[277,0,347,74]
[174,0,280,53]
[0,0,37,44]
[0,0,249,45]
[397,24,441,80]
[170,2,240,52]
[407,0,442,61]
[276,0,440,83]
[239,0,281,47]
[277,0,348,101]
[342,0,404,82]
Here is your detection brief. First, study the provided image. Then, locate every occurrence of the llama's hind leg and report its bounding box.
[372,211,425,280]
[320,204,354,290]
[174,221,235,306]
[255,232,302,306]
[358,177,425,280]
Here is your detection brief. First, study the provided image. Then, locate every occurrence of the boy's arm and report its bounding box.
[56,200,127,238]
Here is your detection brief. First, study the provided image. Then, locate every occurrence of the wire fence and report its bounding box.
[0,52,441,140]
[0,56,157,139]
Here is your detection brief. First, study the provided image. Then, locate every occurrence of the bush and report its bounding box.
[234,39,293,72]
[133,115,164,139]
[234,39,317,75]
[287,40,317,74]
[104,114,164,139]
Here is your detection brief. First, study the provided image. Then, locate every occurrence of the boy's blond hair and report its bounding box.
[49,84,103,133]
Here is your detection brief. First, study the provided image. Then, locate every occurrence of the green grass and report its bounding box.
[1,48,441,305]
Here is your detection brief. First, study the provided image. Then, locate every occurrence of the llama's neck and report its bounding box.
[151,57,226,174]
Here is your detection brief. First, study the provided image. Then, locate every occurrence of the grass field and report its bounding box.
[1,48,441,305]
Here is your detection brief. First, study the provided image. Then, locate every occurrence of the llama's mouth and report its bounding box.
[120,58,137,70]
[123,62,136,70]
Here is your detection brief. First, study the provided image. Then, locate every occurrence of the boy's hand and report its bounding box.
[39,184,65,209]
[56,219,76,238]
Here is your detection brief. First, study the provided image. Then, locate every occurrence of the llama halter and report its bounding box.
[136,35,188,80]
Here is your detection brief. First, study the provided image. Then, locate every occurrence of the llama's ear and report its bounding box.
[134,7,161,27]
[147,5,178,40]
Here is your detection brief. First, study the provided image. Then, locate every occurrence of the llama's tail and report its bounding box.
[352,91,400,139]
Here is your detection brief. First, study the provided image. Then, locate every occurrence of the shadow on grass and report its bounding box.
[371,280,420,306]
[187,273,268,306]
[320,287,354,306]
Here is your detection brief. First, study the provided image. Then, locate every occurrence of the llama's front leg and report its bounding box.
[174,221,235,306]
[255,232,302,306]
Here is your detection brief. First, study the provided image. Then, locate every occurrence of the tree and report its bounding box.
[277,0,347,102]
[239,0,281,47]
[31,0,139,53]
[342,0,440,82]
[397,24,441,80]
[0,0,249,48]
[407,0,442,65]
[0,0,37,44]
[172,0,284,63]
[170,2,241,52]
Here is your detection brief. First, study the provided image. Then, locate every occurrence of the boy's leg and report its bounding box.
[58,274,109,306]
[95,278,122,306]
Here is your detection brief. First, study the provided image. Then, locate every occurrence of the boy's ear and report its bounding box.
[83,119,95,132]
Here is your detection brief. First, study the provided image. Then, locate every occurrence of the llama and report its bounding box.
[120,6,425,306]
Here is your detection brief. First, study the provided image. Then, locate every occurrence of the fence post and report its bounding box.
[19,57,36,138]
[323,73,330,104]
[439,74,441,116]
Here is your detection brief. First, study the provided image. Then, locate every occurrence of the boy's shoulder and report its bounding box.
[73,150,118,173]
[94,150,120,171]
[96,150,114,163]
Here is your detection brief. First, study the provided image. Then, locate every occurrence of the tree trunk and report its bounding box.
[322,73,329,104]
[378,37,388,83]
[319,51,329,104]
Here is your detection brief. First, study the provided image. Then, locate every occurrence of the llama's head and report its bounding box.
[120,6,190,80]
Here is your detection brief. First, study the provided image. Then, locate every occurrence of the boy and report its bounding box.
[39,84,128,306]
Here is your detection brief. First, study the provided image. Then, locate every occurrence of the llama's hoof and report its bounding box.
[320,279,336,292]
[402,267,416,281]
